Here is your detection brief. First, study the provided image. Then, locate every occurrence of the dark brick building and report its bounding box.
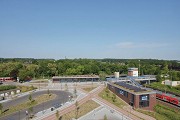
[108,82,156,111]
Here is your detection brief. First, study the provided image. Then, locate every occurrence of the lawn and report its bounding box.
[146,82,180,96]
[98,88,126,108]
[17,85,37,92]
[0,85,16,91]
[0,94,56,117]
[60,100,100,120]
[82,87,97,92]
[0,85,37,92]
[136,104,180,120]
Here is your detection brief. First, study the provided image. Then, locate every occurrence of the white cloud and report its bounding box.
[115,41,168,48]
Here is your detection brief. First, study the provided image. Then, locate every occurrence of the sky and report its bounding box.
[0,0,180,60]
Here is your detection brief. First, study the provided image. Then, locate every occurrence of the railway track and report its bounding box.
[156,98,180,111]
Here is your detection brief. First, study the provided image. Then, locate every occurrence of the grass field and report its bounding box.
[60,100,100,120]
[98,88,126,108]
[136,104,180,120]
[82,86,97,92]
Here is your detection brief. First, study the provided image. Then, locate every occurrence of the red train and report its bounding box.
[0,77,15,82]
[156,92,180,106]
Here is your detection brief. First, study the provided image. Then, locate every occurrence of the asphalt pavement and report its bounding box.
[0,90,72,120]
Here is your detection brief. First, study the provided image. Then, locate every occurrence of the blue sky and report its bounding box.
[0,0,180,60]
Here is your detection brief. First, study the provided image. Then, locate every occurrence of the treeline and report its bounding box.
[0,58,180,81]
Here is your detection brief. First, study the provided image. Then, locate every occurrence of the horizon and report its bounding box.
[1,0,180,60]
[0,57,179,61]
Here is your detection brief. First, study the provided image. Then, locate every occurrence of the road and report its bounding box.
[0,90,72,120]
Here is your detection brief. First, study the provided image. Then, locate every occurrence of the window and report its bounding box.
[118,89,128,98]
[139,95,149,107]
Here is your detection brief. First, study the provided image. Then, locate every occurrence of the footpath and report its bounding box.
[41,84,155,120]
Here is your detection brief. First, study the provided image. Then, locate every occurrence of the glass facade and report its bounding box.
[139,94,149,107]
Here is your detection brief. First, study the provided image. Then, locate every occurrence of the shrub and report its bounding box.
[154,104,180,120]
[0,85,16,91]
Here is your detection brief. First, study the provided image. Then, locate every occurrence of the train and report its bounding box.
[156,92,180,106]
[0,77,15,82]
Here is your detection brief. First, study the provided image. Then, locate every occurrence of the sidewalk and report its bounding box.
[34,83,156,120]
[95,96,155,120]
[40,85,104,120]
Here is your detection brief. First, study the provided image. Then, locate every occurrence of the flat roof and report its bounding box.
[109,82,156,95]
[52,75,100,79]
[115,82,146,92]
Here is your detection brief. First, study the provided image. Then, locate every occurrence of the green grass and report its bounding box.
[98,88,126,108]
[82,87,97,92]
[0,94,56,117]
[146,82,180,96]
[30,80,49,83]
[154,104,180,120]
[0,85,16,91]
[17,85,37,92]
[0,85,36,92]
[60,100,100,120]
[136,104,180,120]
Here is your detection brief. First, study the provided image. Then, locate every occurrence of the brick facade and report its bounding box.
[108,83,156,111]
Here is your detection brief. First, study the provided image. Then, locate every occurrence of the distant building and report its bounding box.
[163,80,180,87]
[128,68,138,77]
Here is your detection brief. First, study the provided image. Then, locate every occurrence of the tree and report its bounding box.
[99,71,107,81]
[105,87,109,97]
[29,106,34,118]
[47,89,50,96]
[74,87,77,98]
[59,116,62,120]
[29,94,32,102]
[75,101,79,119]
[47,63,57,76]
[112,94,116,102]
[56,110,59,120]
[65,83,68,91]
[0,103,3,114]
[156,74,162,82]
[104,114,108,120]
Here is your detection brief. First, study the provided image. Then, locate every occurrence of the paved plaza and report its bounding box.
[79,106,129,120]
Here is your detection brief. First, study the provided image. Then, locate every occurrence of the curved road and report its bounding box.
[0,90,72,120]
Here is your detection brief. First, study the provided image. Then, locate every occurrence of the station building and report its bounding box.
[52,75,100,83]
[107,81,156,111]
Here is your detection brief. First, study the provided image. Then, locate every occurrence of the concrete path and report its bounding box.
[34,82,155,120]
